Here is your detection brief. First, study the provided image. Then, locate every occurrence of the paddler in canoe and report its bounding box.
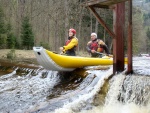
[59,28,78,56]
[86,32,110,58]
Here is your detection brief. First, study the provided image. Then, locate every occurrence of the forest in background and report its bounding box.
[0,0,150,55]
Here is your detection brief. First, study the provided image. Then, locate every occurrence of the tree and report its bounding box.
[20,16,34,50]
[1,0,147,54]
[146,28,150,52]
[6,23,17,49]
[132,7,147,54]
[0,6,7,49]
[146,28,150,39]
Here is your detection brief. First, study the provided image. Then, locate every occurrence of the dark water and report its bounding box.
[0,57,150,113]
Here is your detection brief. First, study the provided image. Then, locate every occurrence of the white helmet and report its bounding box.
[91,33,97,38]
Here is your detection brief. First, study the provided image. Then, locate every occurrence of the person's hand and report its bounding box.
[91,50,96,53]
[60,47,63,51]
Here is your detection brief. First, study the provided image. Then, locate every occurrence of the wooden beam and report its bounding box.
[88,6,115,38]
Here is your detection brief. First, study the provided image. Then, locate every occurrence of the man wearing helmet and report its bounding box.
[86,32,109,57]
[60,28,78,56]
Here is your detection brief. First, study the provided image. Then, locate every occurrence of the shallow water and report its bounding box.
[0,57,150,113]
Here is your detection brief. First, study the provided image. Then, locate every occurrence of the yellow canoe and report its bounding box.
[33,47,126,71]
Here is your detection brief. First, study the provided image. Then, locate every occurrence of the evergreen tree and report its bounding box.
[146,28,150,39]
[6,23,16,49]
[0,7,7,49]
[21,17,34,50]
[146,28,150,52]
[0,7,5,34]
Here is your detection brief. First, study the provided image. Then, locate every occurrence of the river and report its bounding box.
[0,56,150,113]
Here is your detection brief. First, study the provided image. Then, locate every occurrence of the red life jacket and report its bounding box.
[65,38,77,51]
[90,41,98,51]
[90,41,104,52]
[65,39,72,46]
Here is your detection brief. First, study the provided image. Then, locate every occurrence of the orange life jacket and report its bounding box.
[97,47,104,52]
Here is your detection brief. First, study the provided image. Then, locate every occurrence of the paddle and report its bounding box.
[52,51,65,55]
[95,52,106,58]
[52,51,59,54]
[95,52,113,58]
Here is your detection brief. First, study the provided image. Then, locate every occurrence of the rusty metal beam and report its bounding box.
[113,2,125,74]
[91,4,109,9]
[84,0,128,7]
[127,0,133,74]
[88,6,115,38]
[84,0,133,74]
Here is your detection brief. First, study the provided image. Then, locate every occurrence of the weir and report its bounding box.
[0,57,150,113]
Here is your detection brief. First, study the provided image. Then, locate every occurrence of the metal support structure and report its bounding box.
[113,2,125,74]
[84,0,128,7]
[84,0,133,74]
[127,0,133,74]
[88,6,115,38]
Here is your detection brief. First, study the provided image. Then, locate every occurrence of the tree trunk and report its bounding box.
[64,0,69,41]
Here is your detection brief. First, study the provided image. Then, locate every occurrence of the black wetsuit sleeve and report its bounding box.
[86,45,91,53]
[103,45,109,54]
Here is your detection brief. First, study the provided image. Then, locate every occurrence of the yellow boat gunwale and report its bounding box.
[45,50,114,68]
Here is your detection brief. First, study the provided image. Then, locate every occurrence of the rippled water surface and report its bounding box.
[0,57,150,113]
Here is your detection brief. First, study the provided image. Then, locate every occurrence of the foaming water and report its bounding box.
[0,63,113,113]
[0,57,150,113]
[0,66,60,112]
[53,57,150,113]
[80,103,150,113]
[80,75,150,113]
[54,67,113,113]
[79,57,150,113]
[133,57,150,75]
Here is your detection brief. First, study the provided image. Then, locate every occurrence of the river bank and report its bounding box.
[0,49,39,68]
[0,49,36,60]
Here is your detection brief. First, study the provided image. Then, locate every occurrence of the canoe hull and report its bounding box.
[33,47,75,71]
[33,47,113,71]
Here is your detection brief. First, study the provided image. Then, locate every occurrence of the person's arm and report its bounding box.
[86,41,92,53]
[103,44,109,55]
[63,37,78,51]
[86,45,91,53]
[98,40,109,54]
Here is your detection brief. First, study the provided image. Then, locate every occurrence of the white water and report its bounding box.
[0,68,60,112]
[0,57,150,113]
[53,57,150,113]
[54,68,113,113]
